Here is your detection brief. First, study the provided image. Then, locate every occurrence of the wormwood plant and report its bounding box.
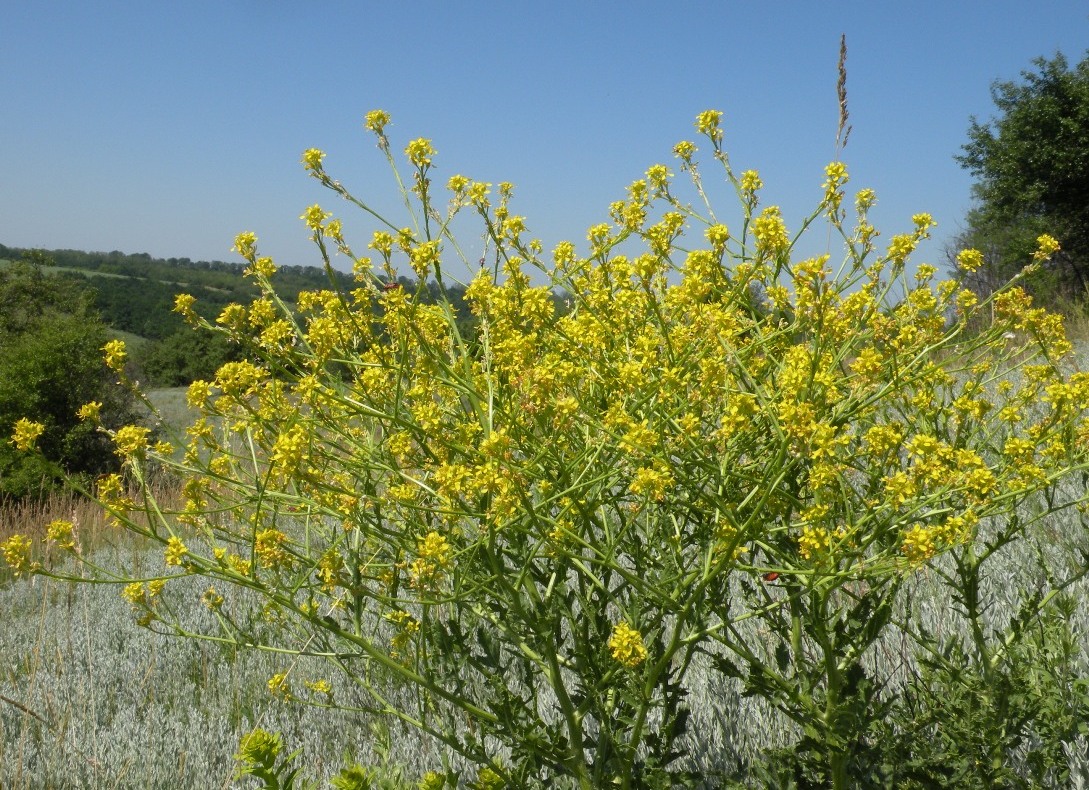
[7,109,1089,787]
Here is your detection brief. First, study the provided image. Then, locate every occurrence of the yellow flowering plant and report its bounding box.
[8,110,1089,787]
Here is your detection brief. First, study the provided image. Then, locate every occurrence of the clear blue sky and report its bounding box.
[3,1,1088,281]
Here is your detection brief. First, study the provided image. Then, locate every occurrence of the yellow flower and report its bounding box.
[447,173,471,194]
[363,109,390,135]
[886,234,916,261]
[233,231,258,260]
[201,587,224,610]
[608,621,648,668]
[672,140,697,162]
[798,524,832,560]
[254,529,290,570]
[901,524,936,564]
[272,425,309,476]
[1,535,35,576]
[113,425,151,456]
[301,148,325,171]
[1034,234,1061,260]
[268,672,293,701]
[405,138,436,168]
[629,464,674,501]
[300,204,331,231]
[172,293,198,321]
[186,380,212,409]
[46,519,76,549]
[164,536,188,567]
[102,339,127,373]
[695,109,724,142]
[911,213,936,235]
[751,206,789,255]
[121,582,146,605]
[855,188,877,211]
[705,224,730,250]
[247,256,276,278]
[419,531,453,565]
[956,248,985,273]
[740,170,763,194]
[645,164,671,190]
[10,418,45,451]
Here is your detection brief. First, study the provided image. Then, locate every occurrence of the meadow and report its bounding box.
[4,383,1089,788]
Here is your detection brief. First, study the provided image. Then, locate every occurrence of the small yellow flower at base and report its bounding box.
[419,772,447,790]
[608,621,648,668]
[10,418,45,451]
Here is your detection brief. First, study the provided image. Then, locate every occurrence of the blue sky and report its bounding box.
[3,1,1088,282]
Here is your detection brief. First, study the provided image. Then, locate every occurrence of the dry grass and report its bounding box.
[0,489,112,547]
[0,482,181,585]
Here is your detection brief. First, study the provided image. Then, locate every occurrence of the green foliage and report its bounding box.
[234,728,314,790]
[0,258,139,497]
[138,328,248,387]
[956,50,1089,303]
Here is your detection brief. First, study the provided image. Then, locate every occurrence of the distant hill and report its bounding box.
[0,243,475,387]
[0,244,353,341]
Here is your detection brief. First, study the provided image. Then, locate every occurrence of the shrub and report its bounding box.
[0,259,140,498]
[8,110,1089,788]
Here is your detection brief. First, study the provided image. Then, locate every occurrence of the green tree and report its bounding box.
[0,257,139,497]
[955,50,1089,303]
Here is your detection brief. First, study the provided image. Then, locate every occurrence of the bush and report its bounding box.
[7,110,1089,787]
[0,260,140,498]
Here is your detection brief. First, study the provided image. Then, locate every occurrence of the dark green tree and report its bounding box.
[955,50,1089,303]
[0,257,140,497]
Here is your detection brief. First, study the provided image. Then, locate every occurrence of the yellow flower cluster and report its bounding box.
[608,621,648,668]
[10,418,44,451]
[1,535,35,576]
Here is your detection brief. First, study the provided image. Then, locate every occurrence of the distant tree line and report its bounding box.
[0,243,480,388]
